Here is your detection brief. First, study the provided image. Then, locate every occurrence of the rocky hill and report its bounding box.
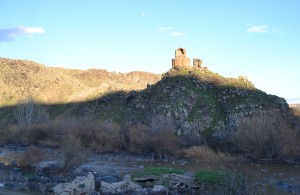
[63,67,290,143]
[0,58,161,106]
[0,57,296,157]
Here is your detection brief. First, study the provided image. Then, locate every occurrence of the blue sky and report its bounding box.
[1,0,300,102]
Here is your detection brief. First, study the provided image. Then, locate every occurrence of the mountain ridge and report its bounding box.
[0,57,161,106]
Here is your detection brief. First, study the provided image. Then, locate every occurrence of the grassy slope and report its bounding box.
[0,58,161,107]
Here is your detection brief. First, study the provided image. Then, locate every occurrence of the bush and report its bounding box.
[195,169,247,194]
[13,97,48,126]
[195,170,226,183]
[90,122,124,153]
[62,135,88,172]
[17,146,45,169]
[127,115,179,156]
[183,145,230,162]
[128,123,179,155]
[233,110,299,160]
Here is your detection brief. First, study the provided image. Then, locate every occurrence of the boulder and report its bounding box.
[50,172,95,195]
[35,160,63,174]
[151,185,169,194]
[94,175,120,189]
[100,180,141,194]
[134,176,158,183]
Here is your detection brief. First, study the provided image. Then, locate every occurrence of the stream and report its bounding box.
[0,146,300,194]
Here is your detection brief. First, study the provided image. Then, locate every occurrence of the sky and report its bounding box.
[1,0,300,102]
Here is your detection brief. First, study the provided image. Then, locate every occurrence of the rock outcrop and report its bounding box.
[50,172,95,195]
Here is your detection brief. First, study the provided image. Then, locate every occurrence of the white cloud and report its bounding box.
[141,12,146,16]
[0,26,45,42]
[246,25,269,33]
[170,32,186,37]
[21,26,45,34]
[158,26,172,32]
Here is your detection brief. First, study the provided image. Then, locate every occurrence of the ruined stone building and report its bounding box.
[172,48,202,69]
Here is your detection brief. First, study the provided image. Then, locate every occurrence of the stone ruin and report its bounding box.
[172,48,202,69]
[193,58,202,68]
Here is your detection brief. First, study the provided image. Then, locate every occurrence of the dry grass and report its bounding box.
[90,122,124,153]
[292,107,300,116]
[0,57,161,106]
[127,115,179,155]
[17,146,45,169]
[128,123,179,155]
[62,135,88,172]
[233,110,299,160]
[183,145,231,162]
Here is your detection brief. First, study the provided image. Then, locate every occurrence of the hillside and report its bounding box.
[0,58,161,106]
[0,57,298,162]
[65,67,289,141]
[0,57,290,134]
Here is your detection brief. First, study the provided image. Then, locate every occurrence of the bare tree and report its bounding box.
[13,97,48,126]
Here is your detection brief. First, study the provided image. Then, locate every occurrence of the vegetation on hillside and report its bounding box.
[0,57,161,106]
[0,58,299,164]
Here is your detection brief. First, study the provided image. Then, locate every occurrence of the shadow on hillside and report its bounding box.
[0,72,289,127]
[1,73,300,163]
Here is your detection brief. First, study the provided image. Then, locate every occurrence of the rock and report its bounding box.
[95,175,119,186]
[35,160,63,174]
[100,180,141,194]
[50,172,95,195]
[183,108,188,117]
[50,183,74,195]
[134,176,158,183]
[174,111,179,118]
[151,185,169,194]
[166,110,171,117]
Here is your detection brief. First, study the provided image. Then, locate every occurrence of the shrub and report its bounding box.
[0,125,22,144]
[1,122,59,145]
[90,122,124,153]
[17,146,45,169]
[195,169,247,194]
[183,145,230,162]
[180,133,205,148]
[195,170,226,183]
[128,123,179,155]
[62,135,88,172]
[127,115,179,156]
[13,97,48,126]
[233,110,299,160]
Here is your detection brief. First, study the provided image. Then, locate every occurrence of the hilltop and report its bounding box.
[67,66,290,144]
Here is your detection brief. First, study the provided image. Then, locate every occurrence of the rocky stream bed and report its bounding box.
[0,145,300,194]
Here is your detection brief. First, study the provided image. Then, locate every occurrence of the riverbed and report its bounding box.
[0,146,299,194]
